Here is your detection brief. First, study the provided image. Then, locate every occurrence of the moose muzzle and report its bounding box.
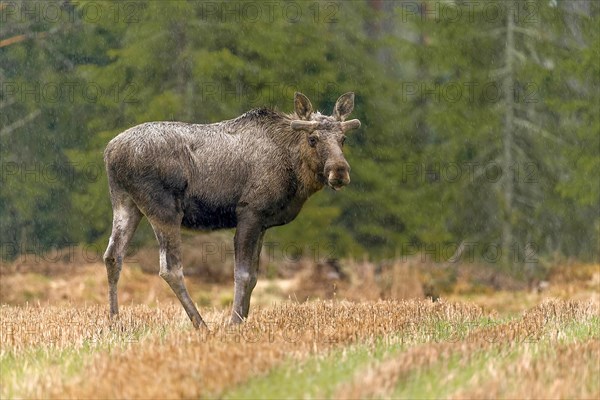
[325,160,351,190]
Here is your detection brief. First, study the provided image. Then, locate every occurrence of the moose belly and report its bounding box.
[181,196,237,230]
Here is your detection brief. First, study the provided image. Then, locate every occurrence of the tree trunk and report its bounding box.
[502,8,515,268]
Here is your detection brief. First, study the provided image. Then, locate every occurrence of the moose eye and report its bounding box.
[308,135,318,147]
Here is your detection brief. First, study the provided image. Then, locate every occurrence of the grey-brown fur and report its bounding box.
[103,92,361,327]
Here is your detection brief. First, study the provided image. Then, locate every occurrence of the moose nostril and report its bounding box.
[325,161,350,179]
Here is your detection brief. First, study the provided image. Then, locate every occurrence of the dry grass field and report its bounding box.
[1,258,599,399]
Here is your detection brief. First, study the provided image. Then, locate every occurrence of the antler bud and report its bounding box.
[341,119,361,132]
[291,120,320,132]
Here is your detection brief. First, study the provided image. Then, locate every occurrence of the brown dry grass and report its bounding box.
[0,232,237,283]
[3,242,598,311]
[451,339,600,399]
[335,299,600,399]
[2,297,598,399]
[1,299,486,399]
[1,256,598,399]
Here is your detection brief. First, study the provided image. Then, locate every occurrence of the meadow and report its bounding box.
[1,258,599,399]
[2,1,598,398]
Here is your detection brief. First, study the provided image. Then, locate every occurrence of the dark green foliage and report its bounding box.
[1,0,598,267]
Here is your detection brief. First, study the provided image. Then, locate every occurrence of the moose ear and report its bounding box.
[294,92,313,120]
[333,92,355,121]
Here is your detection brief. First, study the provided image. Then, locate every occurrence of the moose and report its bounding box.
[103,92,361,328]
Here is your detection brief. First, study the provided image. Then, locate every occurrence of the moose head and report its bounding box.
[291,92,361,190]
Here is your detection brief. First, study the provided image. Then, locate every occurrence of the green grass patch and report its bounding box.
[0,345,96,398]
[223,317,493,399]
[0,320,183,398]
[557,315,600,342]
[223,339,398,399]
[224,313,598,399]
[391,315,600,398]
[392,347,517,399]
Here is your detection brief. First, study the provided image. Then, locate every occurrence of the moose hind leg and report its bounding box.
[151,222,206,329]
[103,198,142,317]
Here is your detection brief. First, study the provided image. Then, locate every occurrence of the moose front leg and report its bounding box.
[231,216,265,324]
